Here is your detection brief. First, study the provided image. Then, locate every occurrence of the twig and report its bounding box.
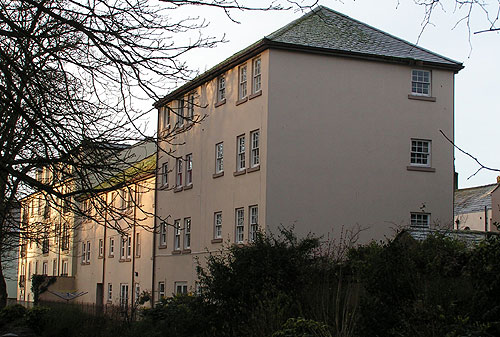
[440,129,499,180]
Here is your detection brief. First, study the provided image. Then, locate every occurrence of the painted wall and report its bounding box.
[74,176,155,307]
[454,210,493,232]
[492,186,500,229]
[154,50,269,296]
[265,49,455,243]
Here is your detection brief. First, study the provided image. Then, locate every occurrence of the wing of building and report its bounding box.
[454,182,500,231]
[153,6,463,297]
[18,6,464,306]
[17,140,156,308]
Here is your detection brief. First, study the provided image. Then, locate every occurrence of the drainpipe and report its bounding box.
[131,186,138,307]
[152,153,159,308]
[485,206,488,232]
[101,193,108,307]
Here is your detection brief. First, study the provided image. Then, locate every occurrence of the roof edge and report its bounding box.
[154,40,268,108]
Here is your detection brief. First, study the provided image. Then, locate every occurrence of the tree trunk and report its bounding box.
[0,257,8,308]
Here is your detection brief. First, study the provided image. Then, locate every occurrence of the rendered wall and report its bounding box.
[265,49,455,243]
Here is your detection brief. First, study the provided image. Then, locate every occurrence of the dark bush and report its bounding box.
[0,304,27,327]
[25,305,50,334]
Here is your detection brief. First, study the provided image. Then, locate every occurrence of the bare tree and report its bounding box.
[410,0,500,39]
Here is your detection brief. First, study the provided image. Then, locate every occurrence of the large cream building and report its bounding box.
[153,6,463,298]
[17,141,156,308]
[18,6,464,306]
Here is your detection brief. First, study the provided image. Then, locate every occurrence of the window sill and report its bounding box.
[119,258,131,263]
[215,99,226,108]
[80,262,90,265]
[158,245,167,250]
[211,238,223,244]
[233,169,246,177]
[249,90,262,100]
[213,172,224,179]
[182,249,191,254]
[174,186,183,193]
[172,250,181,255]
[407,166,436,172]
[236,97,248,106]
[247,165,260,173]
[108,255,114,258]
[184,184,193,190]
[159,184,169,190]
[408,94,436,102]
[98,256,104,259]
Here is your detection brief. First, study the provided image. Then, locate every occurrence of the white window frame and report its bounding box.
[239,64,248,99]
[158,281,165,299]
[62,260,68,276]
[42,262,48,275]
[250,130,260,167]
[135,232,141,257]
[176,158,183,187]
[119,188,126,210]
[52,259,57,276]
[410,139,431,167]
[120,283,129,309]
[217,75,226,102]
[175,281,188,295]
[127,235,132,259]
[215,142,224,174]
[161,106,170,131]
[410,213,430,229]
[214,212,222,239]
[86,241,91,262]
[249,205,258,243]
[174,219,181,251]
[135,283,140,304]
[177,98,185,127]
[184,218,191,249]
[107,283,113,302]
[109,237,115,257]
[411,69,431,96]
[120,236,126,260]
[82,241,86,263]
[235,208,244,244]
[237,135,245,171]
[98,239,104,258]
[185,154,193,186]
[252,57,261,93]
[187,93,195,121]
[162,162,168,187]
[159,222,167,247]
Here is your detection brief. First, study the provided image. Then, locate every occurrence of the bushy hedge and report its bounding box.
[9,229,500,337]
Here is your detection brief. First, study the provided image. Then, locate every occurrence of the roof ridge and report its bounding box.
[456,183,498,192]
[315,6,462,65]
[265,6,321,40]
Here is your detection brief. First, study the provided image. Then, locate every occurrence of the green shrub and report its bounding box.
[197,228,321,336]
[25,305,50,334]
[0,304,27,327]
[141,294,216,337]
[272,317,332,337]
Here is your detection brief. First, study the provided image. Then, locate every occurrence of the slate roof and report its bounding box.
[155,6,463,107]
[454,184,498,215]
[266,6,461,67]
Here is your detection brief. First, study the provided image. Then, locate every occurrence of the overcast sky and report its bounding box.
[154,0,500,189]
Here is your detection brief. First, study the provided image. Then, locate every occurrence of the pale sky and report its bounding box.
[153,0,500,189]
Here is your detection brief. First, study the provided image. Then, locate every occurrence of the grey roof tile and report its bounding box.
[266,6,461,67]
[454,184,498,215]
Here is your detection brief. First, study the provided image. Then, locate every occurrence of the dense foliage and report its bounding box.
[5,230,500,337]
